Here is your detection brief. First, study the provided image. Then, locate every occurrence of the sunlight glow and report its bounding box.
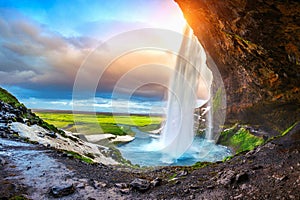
[152,2,187,34]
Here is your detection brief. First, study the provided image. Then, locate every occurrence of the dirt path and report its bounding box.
[0,138,128,200]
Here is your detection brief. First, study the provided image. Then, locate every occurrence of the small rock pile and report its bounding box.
[0,101,22,139]
[115,177,162,194]
[0,100,56,140]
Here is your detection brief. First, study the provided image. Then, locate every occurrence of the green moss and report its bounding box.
[266,121,299,143]
[39,120,59,132]
[217,124,238,144]
[218,125,264,154]
[64,150,94,164]
[191,161,212,170]
[12,133,19,138]
[212,87,223,113]
[281,122,298,136]
[0,87,22,108]
[23,137,38,144]
[222,155,233,162]
[168,173,178,180]
[230,128,264,153]
[84,152,95,159]
[9,196,29,200]
[38,120,76,141]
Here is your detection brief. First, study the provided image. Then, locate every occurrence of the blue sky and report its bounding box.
[0,0,186,111]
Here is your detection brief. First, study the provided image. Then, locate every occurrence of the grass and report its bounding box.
[0,87,23,108]
[218,125,264,154]
[281,122,298,136]
[222,155,234,162]
[266,121,299,142]
[191,161,212,170]
[168,173,178,180]
[36,112,162,136]
[64,150,94,164]
[230,128,264,153]
[9,196,30,200]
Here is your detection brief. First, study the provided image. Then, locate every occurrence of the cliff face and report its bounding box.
[175,0,300,120]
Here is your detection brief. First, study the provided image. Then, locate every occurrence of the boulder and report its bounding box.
[49,184,75,198]
[46,132,57,138]
[217,170,235,186]
[151,177,162,187]
[130,178,150,192]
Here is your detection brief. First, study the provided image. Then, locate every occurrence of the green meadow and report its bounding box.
[35,111,163,136]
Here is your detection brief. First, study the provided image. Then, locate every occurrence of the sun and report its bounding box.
[150,1,187,34]
[168,11,187,34]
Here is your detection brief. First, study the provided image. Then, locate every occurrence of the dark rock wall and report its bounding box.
[175,0,300,118]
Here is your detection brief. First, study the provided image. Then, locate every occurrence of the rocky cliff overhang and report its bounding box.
[175,0,300,130]
[175,0,299,109]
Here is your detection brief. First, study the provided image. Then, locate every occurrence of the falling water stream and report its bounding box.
[118,26,231,166]
[158,25,213,160]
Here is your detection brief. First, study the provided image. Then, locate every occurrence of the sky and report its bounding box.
[0,0,187,112]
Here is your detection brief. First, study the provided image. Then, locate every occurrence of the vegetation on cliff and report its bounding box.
[0,87,74,140]
[218,124,264,154]
[0,87,23,108]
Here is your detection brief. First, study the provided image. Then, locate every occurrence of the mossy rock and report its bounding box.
[191,161,212,170]
[218,124,264,154]
[9,196,30,200]
[64,150,94,164]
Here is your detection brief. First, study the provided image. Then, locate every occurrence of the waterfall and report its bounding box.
[205,100,213,140]
[159,25,213,162]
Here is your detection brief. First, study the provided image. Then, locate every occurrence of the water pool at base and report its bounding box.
[117,128,232,166]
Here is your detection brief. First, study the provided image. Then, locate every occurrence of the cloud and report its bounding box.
[0,14,94,88]
[0,70,36,84]
[0,9,183,101]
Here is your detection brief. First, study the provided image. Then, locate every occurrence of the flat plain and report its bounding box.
[35,110,163,136]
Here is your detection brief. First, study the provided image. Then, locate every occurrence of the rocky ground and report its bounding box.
[0,98,299,199]
[1,121,299,199]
